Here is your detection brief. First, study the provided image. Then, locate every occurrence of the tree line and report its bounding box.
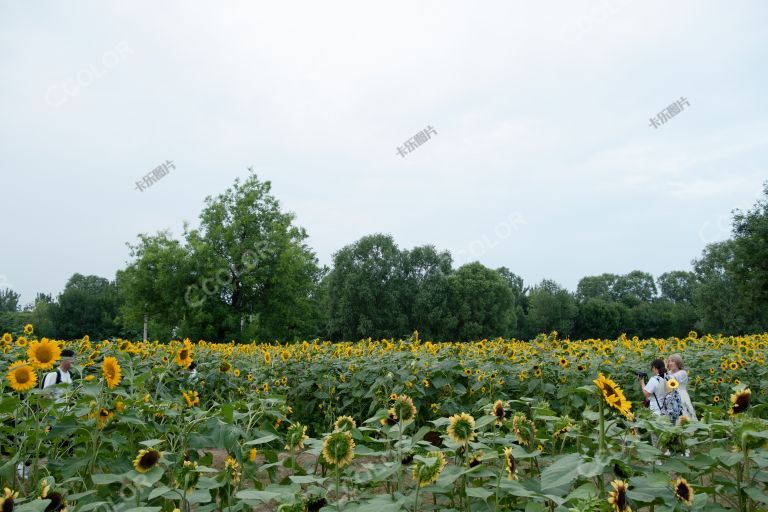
[2,174,766,342]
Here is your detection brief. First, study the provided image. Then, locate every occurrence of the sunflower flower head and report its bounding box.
[503,447,517,480]
[224,456,241,485]
[593,373,633,420]
[102,356,122,389]
[285,423,309,451]
[174,345,193,368]
[23,324,33,336]
[607,479,631,512]
[333,415,357,432]
[182,390,200,408]
[729,388,751,416]
[27,338,62,371]
[673,478,694,505]
[179,460,200,490]
[41,488,66,512]
[6,360,37,392]
[321,431,355,469]
[391,395,417,424]
[512,414,536,447]
[0,488,20,512]
[133,449,161,474]
[411,452,447,487]
[447,412,476,446]
[492,400,506,426]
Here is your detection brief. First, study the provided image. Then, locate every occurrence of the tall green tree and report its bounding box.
[693,241,741,333]
[576,274,618,302]
[0,289,19,313]
[441,263,515,341]
[612,270,657,307]
[324,234,408,340]
[184,173,321,341]
[52,274,121,339]
[117,231,193,340]
[730,182,768,331]
[574,298,621,339]
[657,270,697,304]
[525,279,578,337]
[406,245,453,339]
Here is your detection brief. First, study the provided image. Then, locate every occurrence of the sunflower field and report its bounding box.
[1,327,768,512]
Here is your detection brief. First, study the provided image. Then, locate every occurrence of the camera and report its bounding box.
[635,371,648,379]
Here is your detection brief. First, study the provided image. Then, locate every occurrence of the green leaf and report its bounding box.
[127,467,164,486]
[15,500,51,512]
[235,490,281,502]
[148,485,172,499]
[466,487,494,500]
[244,434,278,445]
[744,487,768,505]
[540,453,583,491]
[91,473,126,485]
[289,475,327,484]
[567,482,598,502]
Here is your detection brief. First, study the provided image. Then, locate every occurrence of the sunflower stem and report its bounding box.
[598,397,607,455]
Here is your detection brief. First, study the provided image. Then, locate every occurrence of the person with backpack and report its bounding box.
[666,353,697,422]
[42,348,75,403]
[640,359,669,417]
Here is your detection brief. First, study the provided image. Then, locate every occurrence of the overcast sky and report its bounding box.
[1,1,766,305]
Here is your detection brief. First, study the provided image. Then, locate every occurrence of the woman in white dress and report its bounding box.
[666,353,697,421]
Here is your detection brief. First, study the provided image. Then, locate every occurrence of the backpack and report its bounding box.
[662,388,683,425]
[651,375,683,424]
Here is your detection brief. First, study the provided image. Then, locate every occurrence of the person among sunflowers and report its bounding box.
[640,359,669,416]
[639,358,669,457]
[42,349,75,403]
[666,353,697,422]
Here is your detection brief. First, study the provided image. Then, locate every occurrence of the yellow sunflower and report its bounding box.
[334,415,357,432]
[0,488,19,511]
[285,423,309,450]
[729,388,751,415]
[392,395,417,423]
[607,479,631,512]
[492,400,506,426]
[503,447,517,480]
[412,451,447,487]
[673,478,694,505]
[27,338,62,370]
[102,356,122,389]
[174,347,192,368]
[182,390,200,407]
[23,324,33,335]
[133,449,161,473]
[447,413,476,446]
[667,378,679,391]
[321,431,355,468]
[1,333,12,344]
[593,373,633,420]
[6,360,37,392]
